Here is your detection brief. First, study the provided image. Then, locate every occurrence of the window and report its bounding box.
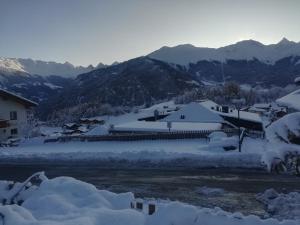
[180,115,185,119]
[10,111,17,120]
[11,128,18,135]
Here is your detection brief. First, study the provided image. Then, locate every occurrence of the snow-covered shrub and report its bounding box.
[266,112,300,144]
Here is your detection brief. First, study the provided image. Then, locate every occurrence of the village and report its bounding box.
[0,79,300,173]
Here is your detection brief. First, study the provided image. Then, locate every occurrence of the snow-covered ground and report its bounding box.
[0,174,299,225]
[0,137,265,169]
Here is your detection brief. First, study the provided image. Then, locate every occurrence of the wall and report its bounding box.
[0,97,29,141]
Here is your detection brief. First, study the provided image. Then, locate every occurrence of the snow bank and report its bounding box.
[257,189,300,220]
[0,139,265,169]
[0,175,298,225]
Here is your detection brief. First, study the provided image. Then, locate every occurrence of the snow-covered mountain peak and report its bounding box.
[0,57,103,77]
[148,38,300,65]
[0,57,26,73]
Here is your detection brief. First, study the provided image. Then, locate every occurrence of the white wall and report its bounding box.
[0,97,29,141]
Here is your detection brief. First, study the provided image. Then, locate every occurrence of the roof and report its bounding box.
[162,102,224,123]
[252,103,271,109]
[199,100,262,123]
[218,109,262,123]
[197,99,219,110]
[0,88,38,107]
[114,121,222,133]
[276,89,300,111]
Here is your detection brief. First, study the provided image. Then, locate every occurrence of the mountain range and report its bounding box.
[1,38,300,118]
[148,38,300,65]
[0,57,104,77]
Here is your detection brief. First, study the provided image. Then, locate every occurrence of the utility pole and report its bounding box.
[238,108,241,152]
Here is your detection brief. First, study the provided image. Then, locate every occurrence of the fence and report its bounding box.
[44,129,242,143]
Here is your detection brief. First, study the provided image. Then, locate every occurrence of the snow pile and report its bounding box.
[0,175,298,225]
[256,189,300,220]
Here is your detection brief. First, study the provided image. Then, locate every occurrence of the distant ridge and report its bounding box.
[148,38,300,65]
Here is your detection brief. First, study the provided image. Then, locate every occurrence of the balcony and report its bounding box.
[0,120,9,128]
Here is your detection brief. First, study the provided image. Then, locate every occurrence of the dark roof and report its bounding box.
[0,89,38,107]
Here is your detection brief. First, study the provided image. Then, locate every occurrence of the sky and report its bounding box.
[1,0,300,66]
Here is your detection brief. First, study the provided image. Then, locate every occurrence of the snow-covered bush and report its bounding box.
[266,113,300,144]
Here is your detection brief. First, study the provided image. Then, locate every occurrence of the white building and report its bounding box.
[0,89,37,141]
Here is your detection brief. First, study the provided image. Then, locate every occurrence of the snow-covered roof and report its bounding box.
[248,107,267,112]
[198,100,220,110]
[0,88,38,107]
[252,103,271,109]
[218,109,262,123]
[114,121,222,132]
[85,125,109,136]
[162,102,224,123]
[276,89,300,111]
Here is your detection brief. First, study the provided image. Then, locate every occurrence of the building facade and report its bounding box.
[0,89,37,141]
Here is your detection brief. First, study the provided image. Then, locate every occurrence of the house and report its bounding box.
[198,100,264,131]
[111,103,226,134]
[276,89,300,113]
[0,89,37,142]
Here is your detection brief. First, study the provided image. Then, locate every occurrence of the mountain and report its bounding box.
[40,57,201,118]
[0,57,103,77]
[148,38,300,65]
[0,68,72,103]
[0,57,106,103]
[188,56,300,86]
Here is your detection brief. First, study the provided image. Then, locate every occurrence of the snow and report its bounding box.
[162,102,224,123]
[85,125,109,135]
[43,82,62,89]
[39,126,63,137]
[266,113,300,143]
[0,137,266,169]
[0,57,26,73]
[0,57,95,77]
[256,189,300,220]
[102,101,180,126]
[113,121,222,132]
[276,89,300,111]
[261,113,300,170]
[0,175,298,225]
